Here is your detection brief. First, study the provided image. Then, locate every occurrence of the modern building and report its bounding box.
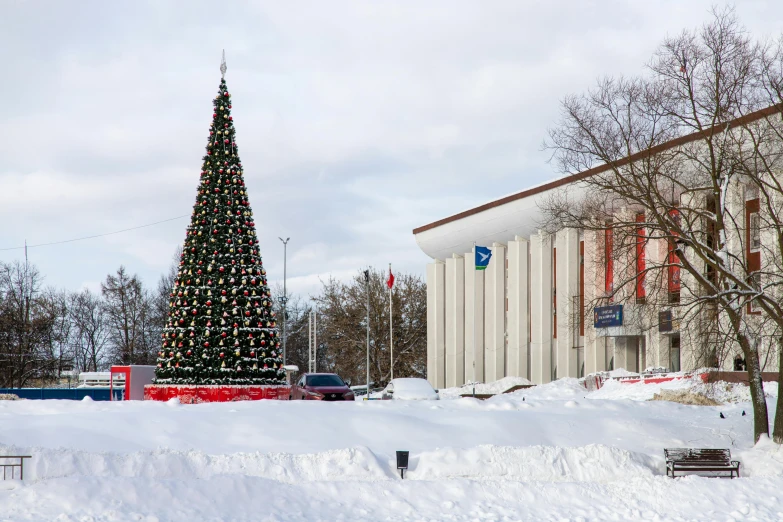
[414,106,782,388]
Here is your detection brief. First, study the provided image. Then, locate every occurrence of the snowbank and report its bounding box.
[0,443,657,484]
[411,444,656,482]
[497,377,585,401]
[591,375,779,403]
[439,376,534,399]
[1,379,781,521]
[5,445,393,483]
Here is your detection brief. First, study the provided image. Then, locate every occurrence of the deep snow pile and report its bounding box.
[590,374,779,403]
[1,379,782,521]
[438,375,534,399]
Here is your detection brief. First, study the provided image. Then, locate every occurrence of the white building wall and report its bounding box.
[484,242,506,382]
[556,228,579,378]
[464,248,484,383]
[530,232,553,384]
[426,261,446,388]
[646,231,670,370]
[445,254,465,387]
[583,229,604,374]
[507,236,529,379]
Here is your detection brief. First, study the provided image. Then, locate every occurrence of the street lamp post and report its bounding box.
[364,268,370,396]
[278,237,290,364]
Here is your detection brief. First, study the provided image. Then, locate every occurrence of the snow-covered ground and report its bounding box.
[438,375,534,399]
[1,378,782,521]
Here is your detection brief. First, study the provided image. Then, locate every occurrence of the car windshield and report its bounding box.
[307,375,345,387]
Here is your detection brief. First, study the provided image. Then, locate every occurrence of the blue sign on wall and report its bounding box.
[594,305,623,328]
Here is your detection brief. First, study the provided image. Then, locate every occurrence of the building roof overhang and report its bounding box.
[413,104,783,261]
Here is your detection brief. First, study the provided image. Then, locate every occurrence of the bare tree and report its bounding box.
[270,285,314,377]
[69,289,110,372]
[101,266,152,365]
[147,247,182,359]
[37,288,74,381]
[0,260,64,387]
[544,8,783,442]
[313,269,426,387]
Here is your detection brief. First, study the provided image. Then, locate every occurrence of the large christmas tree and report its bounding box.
[155,59,284,385]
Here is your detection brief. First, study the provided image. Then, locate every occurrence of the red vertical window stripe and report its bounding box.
[604,225,613,298]
[746,198,761,313]
[553,247,557,338]
[636,213,646,299]
[746,198,760,272]
[579,240,585,337]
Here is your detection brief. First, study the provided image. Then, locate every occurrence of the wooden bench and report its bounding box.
[1,455,31,480]
[664,448,740,478]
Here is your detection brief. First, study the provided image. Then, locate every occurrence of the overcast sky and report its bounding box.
[0,1,780,300]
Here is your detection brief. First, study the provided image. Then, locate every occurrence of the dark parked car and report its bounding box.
[292,373,355,401]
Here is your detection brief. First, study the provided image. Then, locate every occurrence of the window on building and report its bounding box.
[670,336,681,372]
[636,213,646,304]
[749,212,761,251]
[668,209,681,303]
[746,196,761,314]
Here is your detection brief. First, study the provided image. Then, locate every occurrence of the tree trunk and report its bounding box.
[742,333,770,442]
[773,337,783,444]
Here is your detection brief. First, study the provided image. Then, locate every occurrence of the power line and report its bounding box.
[0,215,189,252]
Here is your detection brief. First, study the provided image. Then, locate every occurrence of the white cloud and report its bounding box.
[0,0,780,297]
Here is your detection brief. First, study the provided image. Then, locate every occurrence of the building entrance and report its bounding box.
[613,336,646,373]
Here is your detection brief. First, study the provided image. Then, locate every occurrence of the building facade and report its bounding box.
[414,108,783,388]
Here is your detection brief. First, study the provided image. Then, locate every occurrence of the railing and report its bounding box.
[1,455,31,480]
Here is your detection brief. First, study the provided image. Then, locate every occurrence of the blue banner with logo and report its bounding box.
[594,305,623,328]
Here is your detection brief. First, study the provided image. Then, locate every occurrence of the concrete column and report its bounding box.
[556,228,580,378]
[583,229,605,374]
[426,260,446,388]
[445,254,465,387]
[530,232,553,384]
[484,242,506,382]
[464,249,484,383]
[507,236,529,379]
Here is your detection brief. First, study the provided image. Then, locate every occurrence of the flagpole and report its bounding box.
[389,263,394,381]
[365,269,370,397]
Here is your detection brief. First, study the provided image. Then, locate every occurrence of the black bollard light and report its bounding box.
[396,450,409,479]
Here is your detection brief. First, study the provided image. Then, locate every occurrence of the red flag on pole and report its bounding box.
[386,266,395,289]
